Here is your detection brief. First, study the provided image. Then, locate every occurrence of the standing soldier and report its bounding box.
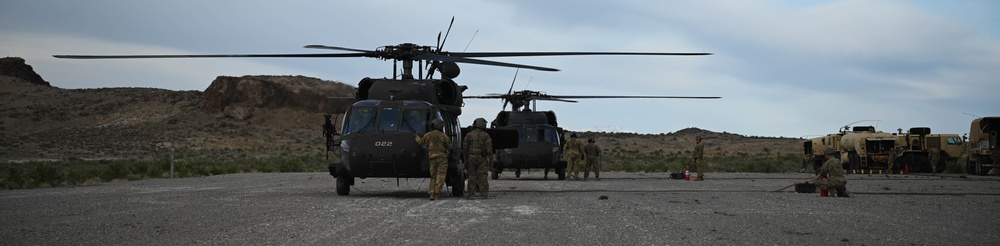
[993,147,1000,176]
[463,118,493,199]
[563,133,585,181]
[692,135,705,181]
[816,148,849,197]
[888,145,902,174]
[928,146,940,173]
[583,138,602,180]
[415,119,452,201]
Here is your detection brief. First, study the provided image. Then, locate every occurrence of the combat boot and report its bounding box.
[481,193,488,199]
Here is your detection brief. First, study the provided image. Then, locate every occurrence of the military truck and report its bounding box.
[838,126,896,173]
[894,127,965,173]
[967,117,1000,175]
[803,133,843,172]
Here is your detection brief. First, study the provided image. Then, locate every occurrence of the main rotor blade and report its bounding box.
[54,53,369,59]
[304,45,375,53]
[544,95,722,99]
[503,69,519,110]
[463,95,510,99]
[528,97,578,103]
[437,16,455,53]
[419,53,558,71]
[447,51,712,58]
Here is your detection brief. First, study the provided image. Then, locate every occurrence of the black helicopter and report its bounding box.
[54,19,712,196]
[466,82,720,180]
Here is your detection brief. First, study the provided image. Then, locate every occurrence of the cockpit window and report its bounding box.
[378,108,400,132]
[401,108,428,134]
[542,127,559,143]
[523,126,538,143]
[514,125,558,144]
[345,107,377,134]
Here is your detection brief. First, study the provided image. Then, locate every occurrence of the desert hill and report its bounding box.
[0,60,357,161]
[0,58,802,166]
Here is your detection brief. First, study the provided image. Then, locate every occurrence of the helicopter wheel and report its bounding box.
[335,175,352,196]
[449,166,466,197]
[492,162,501,180]
[557,167,566,180]
[515,169,521,178]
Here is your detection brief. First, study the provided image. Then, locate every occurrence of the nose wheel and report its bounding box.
[336,175,353,196]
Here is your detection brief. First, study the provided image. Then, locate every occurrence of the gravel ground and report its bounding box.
[1,172,998,245]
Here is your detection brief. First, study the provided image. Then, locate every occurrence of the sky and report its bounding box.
[2,0,998,138]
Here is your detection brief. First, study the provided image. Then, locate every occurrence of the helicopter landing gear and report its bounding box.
[448,165,466,197]
[335,174,353,196]
[515,169,522,178]
[557,167,566,180]
[491,162,502,180]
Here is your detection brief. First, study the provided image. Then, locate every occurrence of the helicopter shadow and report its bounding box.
[349,190,431,199]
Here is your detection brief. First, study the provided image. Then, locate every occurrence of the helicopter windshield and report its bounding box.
[378,108,401,132]
[515,125,559,144]
[401,108,429,134]
[345,103,436,135]
[345,107,377,134]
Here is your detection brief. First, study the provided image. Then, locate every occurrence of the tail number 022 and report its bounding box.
[375,141,393,147]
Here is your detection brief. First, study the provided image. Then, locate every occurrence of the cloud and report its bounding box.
[1,0,996,137]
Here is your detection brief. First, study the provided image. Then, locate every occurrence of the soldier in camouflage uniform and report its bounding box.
[692,136,705,181]
[816,148,849,197]
[583,138,602,180]
[415,119,452,200]
[563,133,585,181]
[928,146,940,173]
[463,118,493,199]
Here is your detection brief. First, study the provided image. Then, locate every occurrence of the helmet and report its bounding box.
[473,118,487,129]
[824,148,837,156]
[431,119,444,130]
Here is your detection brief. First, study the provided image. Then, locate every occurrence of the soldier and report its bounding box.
[563,133,585,181]
[415,119,452,201]
[888,146,902,174]
[692,135,705,181]
[816,148,849,197]
[992,147,1000,176]
[583,138,602,180]
[463,118,493,199]
[928,146,940,173]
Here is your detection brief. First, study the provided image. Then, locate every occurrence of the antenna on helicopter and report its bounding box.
[463,30,479,53]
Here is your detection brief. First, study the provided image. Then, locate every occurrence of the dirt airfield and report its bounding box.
[1,171,998,245]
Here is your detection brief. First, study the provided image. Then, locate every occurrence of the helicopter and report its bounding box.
[54,18,712,196]
[465,81,720,180]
